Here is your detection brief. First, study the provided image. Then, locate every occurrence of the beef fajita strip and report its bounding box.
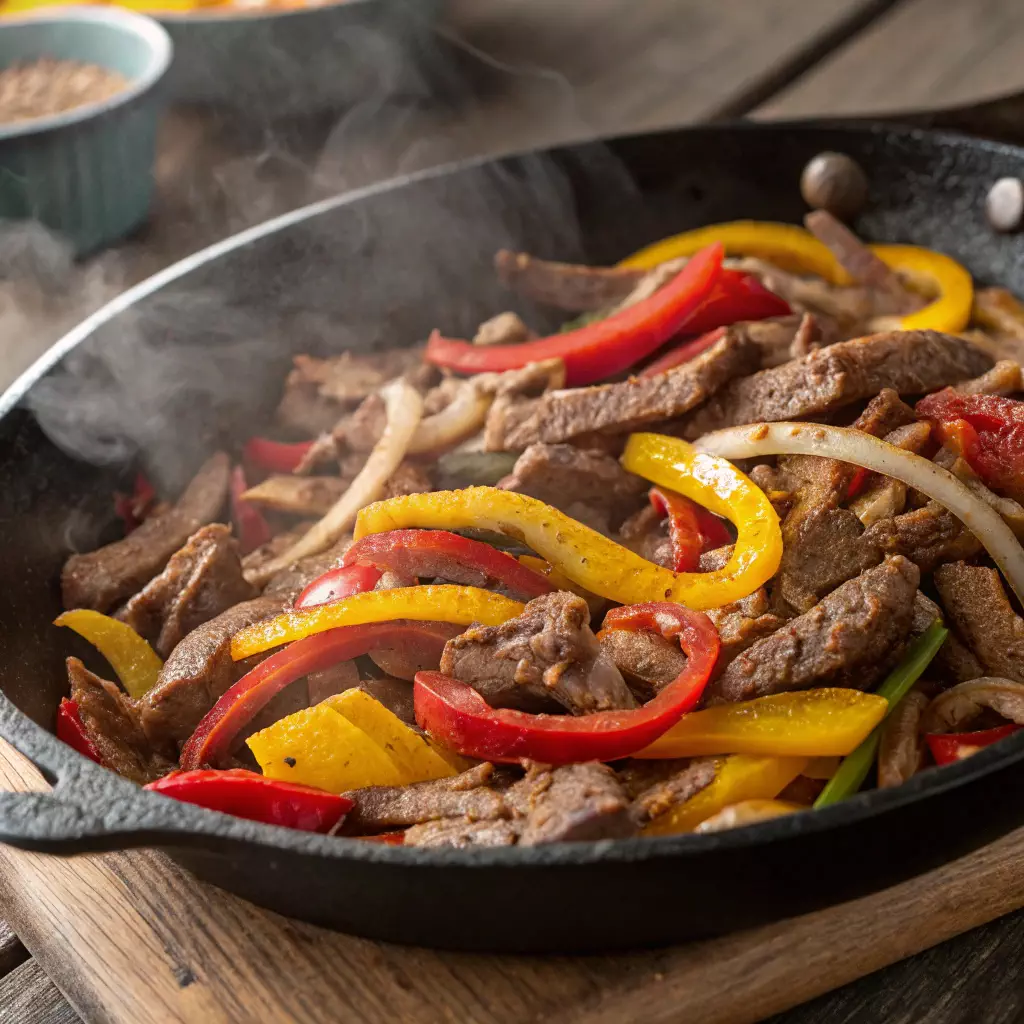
[62,453,231,613]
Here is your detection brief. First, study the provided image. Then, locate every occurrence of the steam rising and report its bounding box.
[12,6,640,494]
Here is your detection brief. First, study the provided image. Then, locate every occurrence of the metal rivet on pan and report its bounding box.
[800,152,868,222]
[985,178,1024,233]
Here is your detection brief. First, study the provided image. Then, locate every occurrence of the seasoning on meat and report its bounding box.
[496,330,759,449]
[440,591,636,714]
[119,524,257,658]
[62,453,231,613]
[705,556,920,704]
[625,758,718,826]
[680,331,991,438]
[934,562,1024,683]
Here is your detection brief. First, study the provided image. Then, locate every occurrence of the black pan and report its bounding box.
[3,94,1024,954]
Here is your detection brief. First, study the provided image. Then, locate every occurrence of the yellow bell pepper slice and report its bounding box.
[326,689,456,783]
[643,754,808,836]
[247,703,404,793]
[634,688,888,759]
[871,244,974,334]
[621,222,974,334]
[355,434,780,611]
[231,585,524,661]
[54,609,163,699]
[619,220,848,283]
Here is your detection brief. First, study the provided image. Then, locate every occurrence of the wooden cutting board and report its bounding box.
[0,738,1022,1024]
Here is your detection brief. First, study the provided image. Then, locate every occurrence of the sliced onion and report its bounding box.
[922,677,1024,733]
[253,379,423,582]
[695,422,1024,605]
[694,799,803,833]
[408,378,494,455]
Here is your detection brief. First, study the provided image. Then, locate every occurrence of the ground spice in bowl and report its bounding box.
[0,57,128,124]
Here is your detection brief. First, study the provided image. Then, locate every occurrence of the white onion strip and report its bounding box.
[695,421,1024,606]
[253,379,423,582]
[408,379,493,455]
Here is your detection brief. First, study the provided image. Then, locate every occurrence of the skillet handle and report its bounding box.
[850,89,1024,147]
[0,738,180,853]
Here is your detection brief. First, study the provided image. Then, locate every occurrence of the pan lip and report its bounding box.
[4,117,1024,865]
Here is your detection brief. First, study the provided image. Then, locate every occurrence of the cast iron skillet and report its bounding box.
[2,95,1024,954]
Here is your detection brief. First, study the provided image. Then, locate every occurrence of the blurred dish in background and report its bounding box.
[1,0,348,15]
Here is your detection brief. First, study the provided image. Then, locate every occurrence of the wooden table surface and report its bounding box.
[2,0,1024,1020]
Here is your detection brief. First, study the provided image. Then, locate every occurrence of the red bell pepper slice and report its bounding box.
[243,437,316,475]
[230,465,273,555]
[181,621,454,770]
[145,768,353,834]
[295,564,385,609]
[113,473,157,534]
[677,269,791,335]
[926,723,1022,766]
[916,391,1024,502]
[641,326,728,378]
[414,602,719,764]
[341,530,555,602]
[648,486,732,571]
[425,243,724,386]
[56,698,104,765]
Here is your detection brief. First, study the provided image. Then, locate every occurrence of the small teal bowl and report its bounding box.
[0,7,172,255]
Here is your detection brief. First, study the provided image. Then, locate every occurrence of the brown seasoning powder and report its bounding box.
[0,57,129,124]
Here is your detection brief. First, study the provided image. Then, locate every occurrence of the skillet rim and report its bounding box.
[3,116,1024,867]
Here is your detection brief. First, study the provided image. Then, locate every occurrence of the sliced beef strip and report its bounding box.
[335,393,387,453]
[913,591,982,684]
[955,359,1023,396]
[706,594,788,674]
[482,360,568,453]
[706,556,920,704]
[498,331,759,449]
[494,249,644,311]
[67,657,173,785]
[341,763,506,834]
[405,818,521,848]
[769,391,921,615]
[618,504,674,570]
[732,313,834,369]
[440,591,636,714]
[626,758,718,827]
[680,331,991,439]
[367,621,463,681]
[804,211,918,305]
[863,502,982,574]
[137,596,284,757]
[239,475,347,517]
[513,762,636,845]
[118,524,257,658]
[258,535,353,600]
[599,627,688,700]
[307,661,361,705]
[381,461,432,498]
[276,383,345,437]
[62,452,231,613]
[934,562,1024,683]
[285,349,427,407]
[498,443,648,530]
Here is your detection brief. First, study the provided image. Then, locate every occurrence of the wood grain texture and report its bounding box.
[0,961,78,1024]
[759,0,1024,118]
[0,737,1023,1024]
[0,918,27,977]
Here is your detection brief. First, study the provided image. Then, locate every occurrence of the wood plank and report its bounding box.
[0,918,27,978]
[1,738,1023,1024]
[758,0,1024,118]
[0,961,79,1024]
